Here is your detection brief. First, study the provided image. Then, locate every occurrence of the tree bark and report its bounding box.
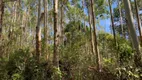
[60,0,64,44]
[90,0,101,71]
[36,0,42,61]
[0,0,4,38]
[53,0,59,67]
[134,0,142,45]
[108,0,117,45]
[43,0,48,53]
[123,0,142,67]
[87,2,94,55]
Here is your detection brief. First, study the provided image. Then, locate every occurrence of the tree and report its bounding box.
[53,0,59,68]
[43,0,48,54]
[123,0,142,67]
[118,0,124,38]
[86,1,94,55]
[90,0,101,71]
[0,0,4,38]
[134,0,142,45]
[36,0,42,61]
[113,2,129,38]
[108,0,117,45]
[60,0,64,44]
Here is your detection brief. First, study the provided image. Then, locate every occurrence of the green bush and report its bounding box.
[0,49,53,80]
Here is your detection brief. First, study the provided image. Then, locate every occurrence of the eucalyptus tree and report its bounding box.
[86,0,94,54]
[60,0,64,44]
[108,0,117,45]
[118,0,124,38]
[0,0,4,38]
[113,1,129,38]
[36,0,42,61]
[53,0,59,68]
[134,0,142,44]
[90,0,101,71]
[123,0,142,67]
[59,0,67,44]
[43,0,48,54]
[81,0,86,30]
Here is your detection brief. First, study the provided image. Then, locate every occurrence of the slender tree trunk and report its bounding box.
[53,0,59,68]
[43,0,48,53]
[14,2,17,31]
[53,0,61,79]
[118,0,124,38]
[82,0,86,31]
[17,0,22,48]
[87,3,94,55]
[123,0,142,67]
[36,0,41,61]
[0,0,4,38]
[17,0,21,21]
[108,0,117,45]
[82,0,88,54]
[60,0,64,44]
[90,0,101,71]
[134,0,142,45]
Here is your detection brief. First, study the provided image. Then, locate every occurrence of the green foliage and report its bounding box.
[95,0,109,16]
[52,67,62,80]
[0,49,30,80]
[118,43,133,63]
[113,8,119,18]
[0,49,53,80]
[116,66,142,80]
[103,58,115,67]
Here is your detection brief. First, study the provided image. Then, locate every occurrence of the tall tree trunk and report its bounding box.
[36,0,41,61]
[82,0,86,32]
[43,0,48,54]
[53,0,59,68]
[17,0,22,48]
[60,0,64,44]
[134,0,142,45]
[123,0,142,67]
[87,2,94,55]
[118,0,124,38]
[0,0,4,38]
[108,0,117,45]
[53,0,61,79]
[82,0,88,54]
[90,0,101,71]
